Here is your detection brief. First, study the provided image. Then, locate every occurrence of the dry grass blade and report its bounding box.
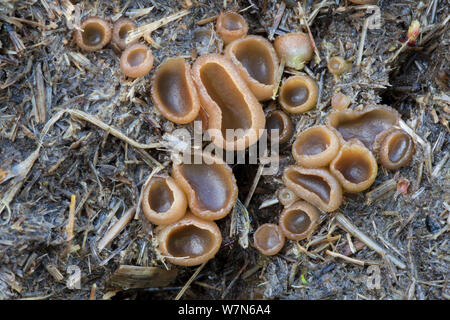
[229,198,251,249]
[34,62,46,123]
[175,261,206,300]
[326,249,365,266]
[97,207,136,253]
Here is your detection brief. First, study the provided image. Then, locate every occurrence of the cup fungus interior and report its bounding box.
[282,82,309,107]
[333,150,371,184]
[127,48,147,67]
[233,41,274,85]
[199,62,252,133]
[287,171,330,203]
[166,225,215,258]
[284,209,311,235]
[223,14,243,31]
[295,129,330,156]
[388,133,411,163]
[82,22,106,46]
[255,225,282,252]
[155,59,193,117]
[147,178,174,213]
[180,163,230,212]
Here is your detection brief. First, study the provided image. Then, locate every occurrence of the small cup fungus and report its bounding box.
[274,32,313,70]
[151,57,200,124]
[75,16,112,52]
[253,223,285,256]
[141,176,187,225]
[331,93,351,110]
[172,151,238,220]
[158,213,222,266]
[329,140,378,192]
[378,129,414,170]
[112,18,138,51]
[192,53,265,150]
[225,35,279,101]
[120,43,154,78]
[282,165,343,212]
[279,75,318,114]
[327,105,399,151]
[266,110,293,144]
[327,56,351,77]
[277,187,298,207]
[216,11,248,45]
[279,201,319,240]
[292,125,340,168]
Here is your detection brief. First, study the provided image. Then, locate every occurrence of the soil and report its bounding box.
[0,0,448,300]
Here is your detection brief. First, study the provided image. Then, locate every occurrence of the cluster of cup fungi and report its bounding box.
[74,8,415,267]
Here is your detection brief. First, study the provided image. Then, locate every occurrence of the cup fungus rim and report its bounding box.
[75,16,112,52]
[279,201,320,240]
[279,75,319,114]
[253,223,285,256]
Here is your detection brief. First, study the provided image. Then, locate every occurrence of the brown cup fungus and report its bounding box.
[120,43,154,78]
[112,18,138,51]
[330,140,378,192]
[378,129,414,170]
[327,56,351,77]
[331,93,351,110]
[277,187,298,207]
[253,223,285,256]
[283,166,343,212]
[151,57,200,124]
[141,176,187,225]
[266,110,293,144]
[292,125,340,168]
[192,54,265,150]
[274,32,313,70]
[225,35,279,101]
[172,151,238,221]
[216,11,248,45]
[279,201,319,241]
[279,75,318,114]
[74,16,112,52]
[327,105,399,151]
[158,213,222,266]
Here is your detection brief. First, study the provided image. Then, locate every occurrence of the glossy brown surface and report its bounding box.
[225,35,279,101]
[172,151,238,220]
[378,129,414,170]
[141,176,187,225]
[192,54,265,150]
[279,75,318,114]
[279,201,319,240]
[330,140,378,192]
[266,110,293,144]
[292,125,340,168]
[112,18,137,51]
[277,187,298,207]
[274,32,313,70]
[253,223,285,256]
[216,11,248,45]
[326,105,399,151]
[120,43,153,78]
[151,57,200,124]
[331,93,351,110]
[349,0,377,4]
[158,213,222,266]
[74,16,112,52]
[328,56,350,76]
[283,166,343,212]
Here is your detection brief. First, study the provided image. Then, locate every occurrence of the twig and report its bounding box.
[268,1,286,40]
[65,195,76,241]
[297,2,320,62]
[221,260,249,299]
[175,261,207,300]
[326,250,365,266]
[97,207,136,253]
[356,18,369,66]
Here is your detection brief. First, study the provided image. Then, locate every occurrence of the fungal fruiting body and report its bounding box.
[279,75,318,114]
[292,125,340,168]
[377,129,414,170]
[112,18,138,51]
[192,53,265,150]
[327,105,400,151]
[151,57,200,124]
[279,201,319,240]
[158,213,222,266]
[172,151,238,221]
[282,166,343,212]
[253,223,285,256]
[274,32,313,70]
[331,93,351,110]
[120,43,154,78]
[329,140,378,192]
[266,110,293,144]
[225,35,279,101]
[75,16,112,52]
[141,176,187,225]
[216,11,248,45]
[327,56,351,77]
